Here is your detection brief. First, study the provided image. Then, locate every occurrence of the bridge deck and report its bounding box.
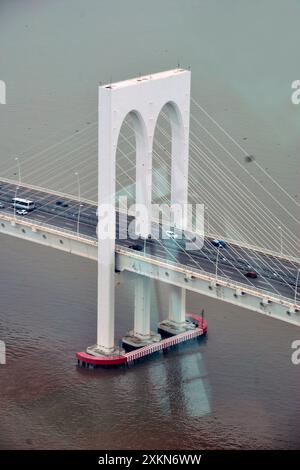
[0,179,299,305]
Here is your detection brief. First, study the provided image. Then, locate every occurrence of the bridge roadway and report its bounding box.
[0,180,299,303]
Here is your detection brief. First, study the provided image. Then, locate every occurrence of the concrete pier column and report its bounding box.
[122,276,161,350]
[158,285,195,336]
[134,276,151,337]
[169,286,186,324]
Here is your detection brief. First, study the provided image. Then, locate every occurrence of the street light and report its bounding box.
[206,207,210,237]
[295,268,300,306]
[14,157,21,220]
[215,244,220,281]
[15,157,21,185]
[278,225,283,256]
[75,171,81,238]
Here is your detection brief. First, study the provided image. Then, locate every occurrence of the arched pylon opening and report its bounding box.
[152,100,188,230]
[152,104,172,206]
[116,113,137,206]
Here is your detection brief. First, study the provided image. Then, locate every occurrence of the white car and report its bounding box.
[165,230,179,240]
[16,209,28,215]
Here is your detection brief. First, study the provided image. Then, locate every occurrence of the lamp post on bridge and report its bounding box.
[215,244,220,281]
[75,171,81,238]
[14,157,21,220]
[278,225,283,256]
[138,234,147,256]
[294,268,300,306]
[206,207,210,237]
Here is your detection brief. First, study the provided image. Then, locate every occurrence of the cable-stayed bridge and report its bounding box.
[0,69,299,362]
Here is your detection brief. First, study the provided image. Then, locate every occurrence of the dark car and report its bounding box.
[211,239,227,248]
[129,244,143,251]
[245,271,258,279]
[56,200,69,208]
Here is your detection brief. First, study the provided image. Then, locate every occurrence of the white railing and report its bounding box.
[0,212,96,244]
[125,327,203,362]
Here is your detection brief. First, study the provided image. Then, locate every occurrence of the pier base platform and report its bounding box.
[76,312,207,368]
[157,319,196,337]
[121,331,161,351]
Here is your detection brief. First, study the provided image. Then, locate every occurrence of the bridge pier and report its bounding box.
[169,285,186,324]
[158,286,196,336]
[86,236,124,358]
[122,276,161,350]
[134,276,151,336]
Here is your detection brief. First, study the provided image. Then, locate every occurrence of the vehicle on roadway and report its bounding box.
[16,209,28,216]
[56,200,69,208]
[211,239,227,248]
[162,229,199,250]
[163,229,186,249]
[165,230,179,240]
[129,244,143,251]
[12,197,35,211]
[244,271,258,279]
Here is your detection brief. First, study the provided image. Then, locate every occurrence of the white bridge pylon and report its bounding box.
[89,69,191,356]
